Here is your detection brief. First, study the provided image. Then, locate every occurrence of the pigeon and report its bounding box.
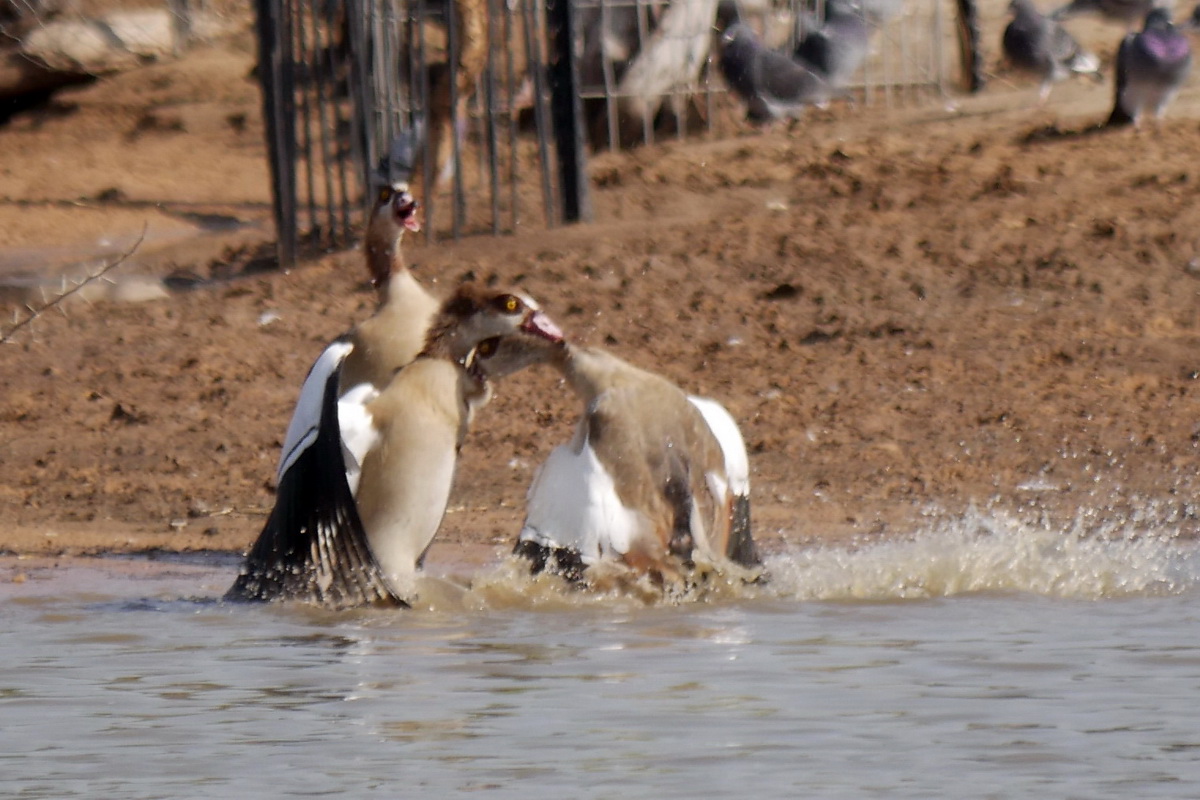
[1051,0,1157,29]
[714,9,833,124]
[1003,0,1102,104]
[1107,7,1193,127]
[794,0,873,87]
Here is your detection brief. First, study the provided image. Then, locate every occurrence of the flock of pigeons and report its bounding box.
[713,0,1195,127]
[226,135,762,609]
[1003,0,1195,125]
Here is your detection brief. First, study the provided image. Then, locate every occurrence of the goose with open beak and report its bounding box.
[472,322,760,588]
[228,286,564,607]
[272,133,437,501]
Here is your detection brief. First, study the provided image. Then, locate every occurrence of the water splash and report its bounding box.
[451,509,1200,609]
[766,509,1200,602]
[462,554,768,611]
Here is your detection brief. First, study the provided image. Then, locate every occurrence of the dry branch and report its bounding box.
[1,228,145,344]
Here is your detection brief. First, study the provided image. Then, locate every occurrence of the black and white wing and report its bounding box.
[227,343,404,607]
[276,339,352,481]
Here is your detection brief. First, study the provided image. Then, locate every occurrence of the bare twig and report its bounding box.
[0,226,146,344]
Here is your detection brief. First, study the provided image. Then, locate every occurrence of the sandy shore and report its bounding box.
[4,12,1200,565]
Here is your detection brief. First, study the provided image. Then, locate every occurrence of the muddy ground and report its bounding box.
[3,7,1200,570]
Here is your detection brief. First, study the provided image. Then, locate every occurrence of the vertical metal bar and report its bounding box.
[281,0,299,253]
[484,0,501,235]
[503,0,520,230]
[599,0,620,151]
[380,0,397,147]
[546,0,592,224]
[902,10,911,105]
[522,0,555,226]
[882,19,893,109]
[292,0,318,236]
[405,0,420,134]
[934,0,946,99]
[303,0,339,242]
[167,0,192,56]
[704,12,715,140]
[345,0,375,212]
[473,77,484,193]
[416,0,436,242]
[256,0,298,268]
[634,0,651,146]
[861,9,872,106]
[381,0,397,145]
[331,2,354,242]
[673,0,688,142]
[955,0,985,93]
[789,0,800,52]
[447,0,464,239]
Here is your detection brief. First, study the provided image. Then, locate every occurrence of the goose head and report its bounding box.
[364,131,424,288]
[468,312,570,381]
[363,183,421,288]
[423,285,565,366]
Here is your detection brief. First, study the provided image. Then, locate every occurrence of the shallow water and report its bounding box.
[5,513,1200,799]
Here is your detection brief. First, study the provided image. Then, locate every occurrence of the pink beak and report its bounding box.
[395,192,421,233]
[522,310,564,343]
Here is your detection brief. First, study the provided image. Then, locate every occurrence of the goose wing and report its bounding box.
[228,359,404,607]
[687,395,758,567]
[277,339,352,481]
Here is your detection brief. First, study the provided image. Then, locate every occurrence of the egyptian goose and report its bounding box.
[228,285,563,606]
[472,327,759,587]
[341,135,440,391]
[269,134,435,497]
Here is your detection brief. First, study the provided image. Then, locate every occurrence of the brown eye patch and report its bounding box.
[378,188,392,203]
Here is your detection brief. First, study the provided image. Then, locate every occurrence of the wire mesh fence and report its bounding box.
[252,0,958,268]
[256,0,572,264]
[0,0,975,272]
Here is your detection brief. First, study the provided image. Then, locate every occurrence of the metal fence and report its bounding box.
[256,0,575,266]
[255,0,960,268]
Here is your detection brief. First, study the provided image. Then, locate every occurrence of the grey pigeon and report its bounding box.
[1108,7,1193,126]
[715,14,833,124]
[1051,0,1157,29]
[793,0,873,87]
[1003,0,1101,104]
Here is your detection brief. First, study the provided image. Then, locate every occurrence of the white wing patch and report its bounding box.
[520,440,645,564]
[687,395,750,496]
[277,341,354,481]
[337,382,381,496]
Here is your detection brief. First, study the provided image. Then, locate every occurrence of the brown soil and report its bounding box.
[4,15,1200,569]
